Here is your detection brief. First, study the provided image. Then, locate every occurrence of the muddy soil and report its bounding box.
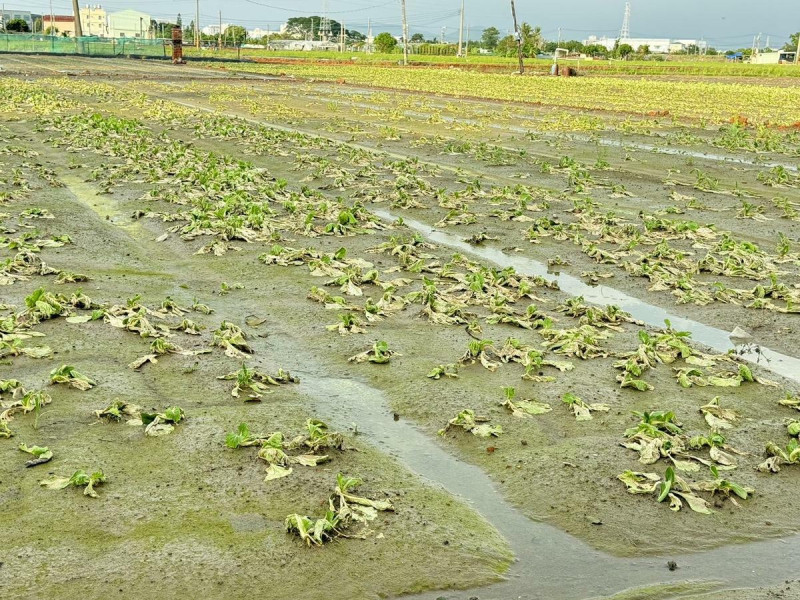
[1,56,800,600]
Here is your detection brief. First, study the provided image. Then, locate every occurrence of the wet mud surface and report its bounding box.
[1,56,799,600]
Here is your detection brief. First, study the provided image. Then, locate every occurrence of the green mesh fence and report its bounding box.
[0,34,168,57]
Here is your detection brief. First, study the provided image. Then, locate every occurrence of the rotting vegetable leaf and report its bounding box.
[699,396,739,430]
[439,409,502,438]
[19,443,53,467]
[618,470,661,494]
[135,406,185,437]
[758,439,800,473]
[501,387,551,418]
[49,365,96,391]
[94,400,142,421]
[348,340,399,364]
[212,321,253,358]
[285,473,394,546]
[427,363,459,379]
[225,422,268,449]
[562,393,609,421]
[217,364,299,400]
[40,469,106,498]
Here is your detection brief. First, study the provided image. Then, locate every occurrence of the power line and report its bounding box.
[242,0,395,15]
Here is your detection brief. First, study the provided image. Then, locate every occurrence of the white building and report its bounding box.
[202,24,231,36]
[80,5,107,37]
[108,9,151,38]
[750,50,797,64]
[0,9,37,31]
[269,39,338,51]
[248,27,272,39]
[674,39,709,52]
[583,35,707,54]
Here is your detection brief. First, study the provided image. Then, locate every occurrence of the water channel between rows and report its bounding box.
[373,209,800,385]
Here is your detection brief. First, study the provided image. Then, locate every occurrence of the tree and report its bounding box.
[495,23,543,58]
[5,18,30,33]
[784,32,799,52]
[176,14,182,28]
[584,44,608,57]
[34,17,42,33]
[519,23,543,56]
[156,21,178,38]
[481,26,500,50]
[45,26,59,35]
[227,25,247,45]
[637,44,650,56]
[552,40,586,54]
[374,32,397,53]
[495,35,515,57]
[411,33,424,43]
[283,16,362,41]
[617,43,634,59]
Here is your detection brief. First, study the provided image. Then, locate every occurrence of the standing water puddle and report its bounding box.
[373,209,800,385]
[297,373,800,600]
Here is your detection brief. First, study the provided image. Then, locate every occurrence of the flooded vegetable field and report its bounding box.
[1,55,799,600]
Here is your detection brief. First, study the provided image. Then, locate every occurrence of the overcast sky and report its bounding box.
[19,0,799,48]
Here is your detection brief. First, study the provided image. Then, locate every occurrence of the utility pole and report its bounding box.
[795,32,800,64]
[195,0,200,49]
[794,33,800,65]
[401,0,408,65]
[218,11,222,50]
[511,0,524,74]
[457,0,465,57]
[49,0,53,35]
[72,0,83,37]
[341,22,345,52]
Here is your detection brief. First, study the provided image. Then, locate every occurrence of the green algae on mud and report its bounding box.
[595,582,725,600]
[681,583,800,600]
